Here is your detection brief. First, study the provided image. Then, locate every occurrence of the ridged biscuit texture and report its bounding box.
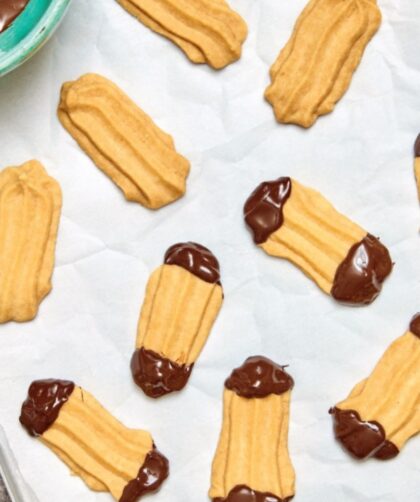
[0,160,62,323]
[58,73,190,209]
[116,0,248,69]
[20,380,169,501]
[265,0,381,127]
[210,356,295,502]
[330,315,420,460]
[131,242,223,398]
[414,134,420,199]
[244,177,392,305]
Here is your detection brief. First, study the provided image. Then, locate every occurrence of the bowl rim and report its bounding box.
[0,0,71,77]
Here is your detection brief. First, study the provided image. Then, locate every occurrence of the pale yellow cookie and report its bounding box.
[0,160,61,323]
[115,0,248,69]
[265,0,381,127]
[58,73,190,209]
[209,357,295,502]
[330,315,420,460]
[131,242,223,398]
[244,177,392,305]
[20,380,169,501]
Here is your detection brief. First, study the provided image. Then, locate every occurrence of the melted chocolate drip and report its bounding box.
[329,407,399,460]
[225,356,294,399]
[331,234,393,305]
[164,242,221,285]
[244,177,292,244]
[120,448,169,502]
[409,313,420,338]
[213,485,293,502]
[414,134,420,157]
[0,0,29,33]
[131,347,193,398]
[19,379,75,436]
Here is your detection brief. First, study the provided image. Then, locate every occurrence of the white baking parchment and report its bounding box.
[0,0,419,500]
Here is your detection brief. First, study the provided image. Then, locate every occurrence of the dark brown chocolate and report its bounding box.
[213,485,293,502]
[131,347,193,398]
[414,134,420,157]
[409,313,420,338]
[244,177,292,244]
[164,242,221,285]
[19,379,75,437]
[120,448,169,502]
[331,234,392,305]
[0,0,29,33]
[225,356,294,399]
[329,407,399,460]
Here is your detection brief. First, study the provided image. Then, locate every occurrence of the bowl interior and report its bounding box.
[0,0,53,52]
[0,0,70,76]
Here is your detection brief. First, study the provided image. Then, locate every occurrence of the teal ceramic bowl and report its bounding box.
[0,0,71,77]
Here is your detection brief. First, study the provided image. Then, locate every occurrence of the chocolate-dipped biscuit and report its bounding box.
[244,177,392,305]
[20,379,169,501]
[210,356,296,502]
[330,316,420,460]
[132,242,223,398]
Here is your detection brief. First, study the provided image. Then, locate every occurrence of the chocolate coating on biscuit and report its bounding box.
[414,134,420,157]
[0,0,29,33]
[225,356,294,398]
[19,379,75,436]
[213,485,293,502]
[131,348,193,398]
[331,234,392,305]
[164,242,221,285]
[244,177,292,244]
[409,313,420,338]
[330,407,399,460]
[120,448,169,502]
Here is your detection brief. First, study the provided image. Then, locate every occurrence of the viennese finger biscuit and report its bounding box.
[265,0,381,127]
[330,315,420,460]
[244,177,392,305]
[414,134,420,199]
[131,242,223,398]
[210,356,295,502]
[20,379,169,500]
[0,160,62,323]
[116,0,247,69]
[58,73,190,209]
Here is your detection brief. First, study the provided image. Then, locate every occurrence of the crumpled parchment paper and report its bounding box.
[0,0,419,500]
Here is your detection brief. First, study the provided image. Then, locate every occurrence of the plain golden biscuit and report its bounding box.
[244,177,392,305]
[330,315,420,460]
[265,0,381,127]
[58,73,190,209]
[131,242,223,398]
[115,0,248,69]
[20,379,169,501]
[414,134,420,199]
[209,356,295,502]
[0,160,62,323]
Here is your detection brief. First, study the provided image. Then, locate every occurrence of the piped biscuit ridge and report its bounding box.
[116,0,248,69]
[59,73,190,209]
[0,160,62,323]
[265,0,381,127]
